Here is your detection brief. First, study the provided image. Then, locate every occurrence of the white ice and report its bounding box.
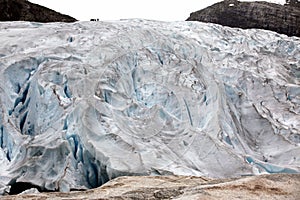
[0,19,299,194]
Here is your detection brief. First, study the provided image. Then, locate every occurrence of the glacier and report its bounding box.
[0,19,299,194]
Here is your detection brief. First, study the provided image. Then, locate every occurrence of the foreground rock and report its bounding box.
[187,0,300,37]
[0,0,76,22]
[2,174,300,199]
[0,20,299,194]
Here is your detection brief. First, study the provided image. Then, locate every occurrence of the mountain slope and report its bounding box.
[0,0,76,22]
[187,0,300,37]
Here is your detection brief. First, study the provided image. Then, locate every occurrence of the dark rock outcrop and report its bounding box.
[0,0,76,22]
[187,0,300,37]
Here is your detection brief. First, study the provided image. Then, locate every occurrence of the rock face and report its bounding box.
[187,0,300,37]
[0,0,76,22]
[2,174,300,199]
[0,20,299,194]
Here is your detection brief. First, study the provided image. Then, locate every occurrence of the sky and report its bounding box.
[29,0,286,21]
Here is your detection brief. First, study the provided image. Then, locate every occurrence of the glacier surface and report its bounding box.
[0,19,299,194]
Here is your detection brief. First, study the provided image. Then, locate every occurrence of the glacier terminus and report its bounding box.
[0,19,299,194]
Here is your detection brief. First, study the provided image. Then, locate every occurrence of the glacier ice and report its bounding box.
[0,19,299,194]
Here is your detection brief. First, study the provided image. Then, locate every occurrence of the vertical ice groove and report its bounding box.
[19,112,28,135]
[13,83,30,110]
[63,82,72,99]
[0,126,3,148]
[183,98,193,126]
[63,117,68,130]
[0,127,13,162]
[67,134,79,159]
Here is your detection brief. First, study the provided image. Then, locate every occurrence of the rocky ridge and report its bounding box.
[187,0,300,37]
[0,0,76,22]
